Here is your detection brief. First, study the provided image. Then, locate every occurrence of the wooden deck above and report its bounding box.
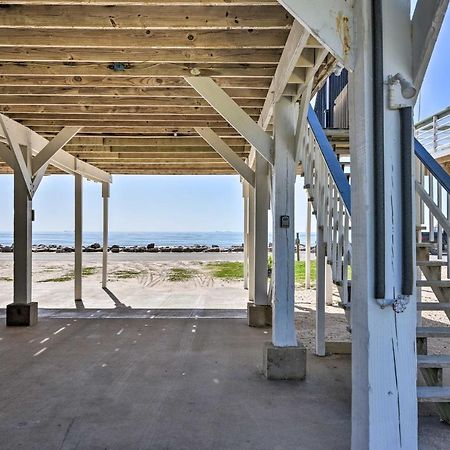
[0,0,332,175]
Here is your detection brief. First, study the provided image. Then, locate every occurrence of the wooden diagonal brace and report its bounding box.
[32,126,81,192]
[196,127,255,187]
[185,76,273,165]
[0,115,33,198]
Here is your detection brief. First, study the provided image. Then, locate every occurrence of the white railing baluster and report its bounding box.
[438,183,443,259]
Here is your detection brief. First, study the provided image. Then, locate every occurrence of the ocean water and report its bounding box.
[0,231,316,247]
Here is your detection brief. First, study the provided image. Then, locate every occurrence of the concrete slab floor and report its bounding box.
[0,316,448,449]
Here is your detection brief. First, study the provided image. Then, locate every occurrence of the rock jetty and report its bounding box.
[0,243,246,254]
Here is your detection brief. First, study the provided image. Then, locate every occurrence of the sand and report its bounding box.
[0,252,448,355]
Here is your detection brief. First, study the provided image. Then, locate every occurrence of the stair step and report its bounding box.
[417,386,450,402]
[417,280,450,288]
[417,355,450,368]
[417,242,437,249]
[417,327,450,338]
[417,302,450,310]
[417,260,447,267]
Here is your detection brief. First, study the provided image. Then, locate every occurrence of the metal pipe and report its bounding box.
[372,0,386,299]
[400,106,414,296]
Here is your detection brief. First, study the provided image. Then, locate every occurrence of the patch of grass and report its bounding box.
[0,276,13,282]
[112,269,143,279]
[168,267,197,282]
[207,261,244,280]
[39,266,98,283]
[41,266,60,273]
[39,274,73,283]
[295,260,317,285]
[82,266,97,276]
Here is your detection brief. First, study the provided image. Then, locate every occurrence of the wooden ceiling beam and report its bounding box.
[0,105,263,115]
[0,48,284,65]
[65,145,247,153]
[32,126,244,135]
[0,76,272,89]
[0,62,276,78]
[0,1,280,4]
[0,29,290,48]
[65,136,246,146]
[6,114,259,122]
[0,86,269,98]
[0,95,264,107]
[16,119,249,127]
[70,151,248,159]
[0,5,292,30]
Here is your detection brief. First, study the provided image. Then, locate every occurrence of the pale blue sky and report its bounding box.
[0,5,448,233]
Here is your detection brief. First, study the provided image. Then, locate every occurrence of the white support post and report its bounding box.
[271,97,297,347]
[350,1,417,448]
[254,152,269,306]
[102,182,109,289]
[243,181,249,290]
[13,145,32,305]
[74,173,83,302]
[315,225,326,356]
[325,263,334,306]
[6,142,37,325]
[305,201,312,289]
[248,183,256,302]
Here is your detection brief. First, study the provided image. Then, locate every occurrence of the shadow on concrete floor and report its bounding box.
[103,286,132,309]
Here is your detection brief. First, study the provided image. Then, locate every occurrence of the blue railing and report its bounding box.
[308,107,450,218]
[307,106,352,215]
[415,138,450,195]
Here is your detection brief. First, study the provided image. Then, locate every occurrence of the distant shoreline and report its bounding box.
[0,230,316,249]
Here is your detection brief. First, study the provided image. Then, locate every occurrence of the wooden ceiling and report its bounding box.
[0,0,330,175]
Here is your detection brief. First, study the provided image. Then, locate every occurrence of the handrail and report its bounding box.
[415,138,450,194]
[415,105,450,129]
[307,106,352,215]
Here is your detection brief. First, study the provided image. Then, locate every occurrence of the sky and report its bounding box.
[0,4,449,234]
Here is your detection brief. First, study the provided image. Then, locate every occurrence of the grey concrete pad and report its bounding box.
[0,317,447,449]
[0,317,351,450]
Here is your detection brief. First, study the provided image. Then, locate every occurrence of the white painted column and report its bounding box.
[13,145,32,304]
[242,180,250,289]
[254,152,269,305]
[315,225,326,356]
[350,1,417,448]
[248,183,255,301]
[305,201,312,289]
[325,263,333,306]
[74,173,83,302]
[271,97,297,347]
[102,182,109,289]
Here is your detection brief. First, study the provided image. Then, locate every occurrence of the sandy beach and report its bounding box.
[0,252,448,355]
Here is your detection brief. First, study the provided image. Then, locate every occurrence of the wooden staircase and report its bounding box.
[303,113,450,424]
[416,242,450,423]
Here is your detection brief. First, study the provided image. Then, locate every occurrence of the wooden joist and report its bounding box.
[64,136,246,147]
[65,145,248,153]
[0,62,278,78]
[0,76,273,89]
[0,5,292,29]
[0,1,280,4]
[0,105,263,115]
[0,1,329,175]
[0,29,290,48]
[0,95,265,107]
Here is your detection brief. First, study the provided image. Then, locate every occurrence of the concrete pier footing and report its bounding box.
[263,341,306,380]
[247,302,272,327]
[6,302,38,326]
